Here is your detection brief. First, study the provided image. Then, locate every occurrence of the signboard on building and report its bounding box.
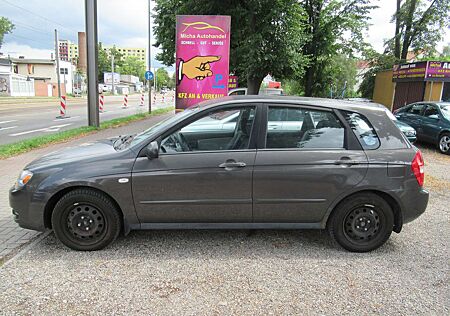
[393,61,450,82]
[228,76,238,89]
[175,15,231,111]
[392,62,427,82]
[104,72,120,84]
[426,61,450,81]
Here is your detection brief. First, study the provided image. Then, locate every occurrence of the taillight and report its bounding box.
[411,150,424,186]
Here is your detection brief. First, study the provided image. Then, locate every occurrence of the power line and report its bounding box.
[1,0,79,34]
[6,33,52,49]
[11,21,53,38]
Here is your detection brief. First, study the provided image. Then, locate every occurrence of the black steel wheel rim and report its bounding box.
[343,205,381,243]
[66,203,106,242]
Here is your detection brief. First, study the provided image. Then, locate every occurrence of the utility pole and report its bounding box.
[85,0,100,127]
[111,53,115,95]
[54,29,61,98]
[148,0,152,113]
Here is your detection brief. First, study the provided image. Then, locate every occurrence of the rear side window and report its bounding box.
[343,111,380,150]
[266,107,345,149]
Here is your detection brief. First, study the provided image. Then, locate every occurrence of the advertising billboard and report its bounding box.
[393,61,450,82]
[175,15,231,111]
[426,61,450,81]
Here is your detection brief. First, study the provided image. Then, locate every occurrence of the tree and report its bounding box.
[298,0,375,97]
[390,0,450,60]
[153,0,308,94]
[121,56,146,81]
[155,68,170,90]
[0,17,14,49]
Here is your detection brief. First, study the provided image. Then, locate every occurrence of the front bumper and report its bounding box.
[9,186,46,231]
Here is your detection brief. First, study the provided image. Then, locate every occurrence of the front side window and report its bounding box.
[343,111,380,150]
[160,107,256,153]
[266,107,345,149]
[407,103,424,115]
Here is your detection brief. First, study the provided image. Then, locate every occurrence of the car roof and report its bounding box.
[195,95,389,114]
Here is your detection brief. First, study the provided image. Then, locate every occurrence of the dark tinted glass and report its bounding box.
[407,103,424,115]
[423,105,439,117]
[161,107,256,153]
[343,111,380,150]
[266,107,345,149]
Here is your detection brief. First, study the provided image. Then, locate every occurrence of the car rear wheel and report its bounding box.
[438,133,450,154]
[327,193,394,252]
[51,189,121,251]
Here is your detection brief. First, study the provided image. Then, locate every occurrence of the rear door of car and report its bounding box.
[252,104,369,223]
[400,103,425,134]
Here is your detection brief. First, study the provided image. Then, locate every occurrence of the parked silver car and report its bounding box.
[10,96,429,252]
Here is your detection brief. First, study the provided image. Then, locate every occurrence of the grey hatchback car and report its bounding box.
[10,96,429,252]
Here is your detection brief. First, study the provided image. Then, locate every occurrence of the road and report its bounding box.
[0,93,174,145]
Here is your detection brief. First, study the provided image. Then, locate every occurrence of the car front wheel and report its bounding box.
[438,132,450,154]
[51,189,121,251]
[327,193,394,252]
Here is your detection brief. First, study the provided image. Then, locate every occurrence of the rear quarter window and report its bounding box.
[343,111,380,150]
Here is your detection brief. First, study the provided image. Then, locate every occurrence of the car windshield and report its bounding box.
[440,104,450,120]
[125,108,198,148]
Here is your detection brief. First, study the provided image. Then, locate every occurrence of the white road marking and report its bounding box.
[0,126,18,131]
[9,123,73,136]
[0,120,18,124]
[52,116,80,122]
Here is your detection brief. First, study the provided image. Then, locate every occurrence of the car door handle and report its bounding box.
[219,160,246,169]
[334,157,359,166]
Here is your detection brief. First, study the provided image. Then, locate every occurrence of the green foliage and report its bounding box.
[389,0,450,60]
[358,51,398,99]
[120,56,146,81]
[299,0,376,96]
[0,17,14,49]
[320,54,358,98]
[97,44,125,82]
[153,0,309,94]
[155,68,170,91]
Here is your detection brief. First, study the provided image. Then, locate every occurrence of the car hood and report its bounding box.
[394,120,415,131]
[26,139,118,171]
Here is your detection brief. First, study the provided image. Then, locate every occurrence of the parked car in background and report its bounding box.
[394,102,450,154]
[10,96,428,253]
[228,88,284,96]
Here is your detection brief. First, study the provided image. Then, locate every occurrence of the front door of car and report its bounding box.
[401,103,425,133]
[253,105,369,223]
[132,105,258,223]
[421,104,441,143]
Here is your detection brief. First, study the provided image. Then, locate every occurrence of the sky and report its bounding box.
[0,0,449,64]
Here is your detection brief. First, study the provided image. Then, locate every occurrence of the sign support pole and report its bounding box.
[85,0,100,127]
[148,0,152,113]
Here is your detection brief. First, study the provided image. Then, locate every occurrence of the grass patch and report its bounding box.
[0,107,174,159]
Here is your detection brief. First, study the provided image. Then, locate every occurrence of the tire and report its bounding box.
[438,132,450,155]
[51,188,121,251]
[327,193,394,252]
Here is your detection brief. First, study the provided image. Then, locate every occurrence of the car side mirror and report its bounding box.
[145,141,159,159]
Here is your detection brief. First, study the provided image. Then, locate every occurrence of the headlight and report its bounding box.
[14,170,33,190]
[405,130,416,137]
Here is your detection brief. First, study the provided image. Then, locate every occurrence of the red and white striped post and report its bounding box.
[59,95,67,118]
[162,94,165,103]
[140,93,144,106]
[99,95,105,112]
[153,94,156,104]
[122,94,128,108]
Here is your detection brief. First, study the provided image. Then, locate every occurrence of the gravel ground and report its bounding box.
[0,143,449,315]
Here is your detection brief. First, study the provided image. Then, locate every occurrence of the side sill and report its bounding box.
[130,222,322,230]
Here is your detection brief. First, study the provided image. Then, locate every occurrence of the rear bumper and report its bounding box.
[9,187,46,231]
[401,188,429,224]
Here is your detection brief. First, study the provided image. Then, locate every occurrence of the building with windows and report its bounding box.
[58,39,79,63]
[58,38,147,65]
[102,46,147,64]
